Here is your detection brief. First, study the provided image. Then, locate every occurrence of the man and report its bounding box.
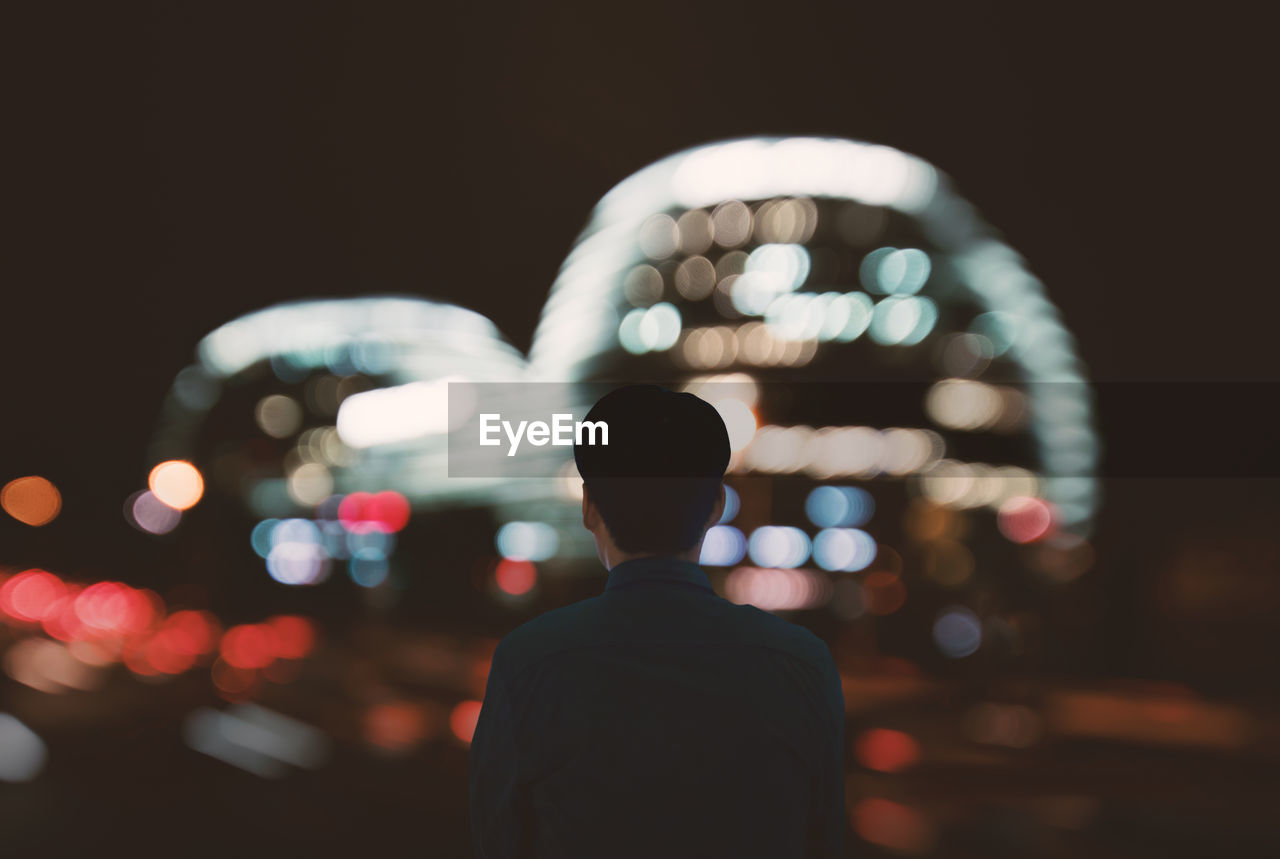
[470,384,847,858]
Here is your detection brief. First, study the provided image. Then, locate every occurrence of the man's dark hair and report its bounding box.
[573,384,731,555]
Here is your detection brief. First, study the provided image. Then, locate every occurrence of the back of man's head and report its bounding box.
[573,385,731,556]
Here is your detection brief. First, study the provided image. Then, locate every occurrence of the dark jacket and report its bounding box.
[469,555,847,858]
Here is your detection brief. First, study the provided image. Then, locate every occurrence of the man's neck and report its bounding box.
[604,547,701,571]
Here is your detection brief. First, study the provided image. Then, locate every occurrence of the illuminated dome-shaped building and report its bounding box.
[526,137,1100,667]
[131,297,532,704]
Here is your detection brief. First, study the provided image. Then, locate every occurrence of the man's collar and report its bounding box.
[604,555,714,594]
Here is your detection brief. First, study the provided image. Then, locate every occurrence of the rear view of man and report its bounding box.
[470,384,847,857]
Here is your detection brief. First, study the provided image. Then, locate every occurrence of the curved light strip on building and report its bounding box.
[146,297,531,512]
[526,137,1099,533]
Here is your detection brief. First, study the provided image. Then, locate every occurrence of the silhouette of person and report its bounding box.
[470,384,846,857]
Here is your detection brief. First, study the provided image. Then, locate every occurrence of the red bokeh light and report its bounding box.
[220,624,275,669]
[41,587,86,641]
[122,639,160,677]
[854,728,921,773]
[339,490,411,534]
[367,491,410,532]
[997,496,1055,544]
[450,700,483,744]
[266,615,316,659]
[1,569,66,622]
[159,610,219,656]
[145,631,198,674]
[495,559,536,596]
[74,582,154,636]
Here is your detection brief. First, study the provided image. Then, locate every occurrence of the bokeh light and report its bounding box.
[365,702,432,753]
[250,518,279,558]
[267,615,316,659]
[718,485,740,523]
[812,528,878,572]
[933,607,983,658]
[997,495,1055,543]
[148,461,205,511]
[1,476,61,526]
[494,559,536,596]
[747,526,811,568]
[125,490,182,535]
[221,624,276,670]
[724,567,832,611]
[855,728,921,773]
[0,569,66,623]
[78,582,157,637]
[851,798,936,854]
[267,540,330,586]
[255,394,303,438]
[862,571,907,615]
[495,522,559,562]
[0,714,47,783]
[339,491,411,534]
[805,485,874,528]
[699,525,747,566]
[348,548,390,588]
[450,700,482,745]
[713,398,757,451]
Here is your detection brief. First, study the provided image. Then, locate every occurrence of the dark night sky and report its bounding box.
[4,2,1275,657]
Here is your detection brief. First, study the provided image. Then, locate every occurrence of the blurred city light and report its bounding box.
[183,703,329,778]
[0,714,47,783]
[699,525,747,566]
[932,606,983,658]
[851,797,936,854]
[125,490,182,535]
[147,460,204,511]
[494,559,536,596]
[495,521,559,562]
[805,486,874,528]
[450,700,482,745]
[724,567,831,611]
[854,728,921,773]
[1,476,61,526]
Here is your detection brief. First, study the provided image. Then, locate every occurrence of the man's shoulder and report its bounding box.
[491,595,607,679]
[730,600,834,667]
[490,588,834,682]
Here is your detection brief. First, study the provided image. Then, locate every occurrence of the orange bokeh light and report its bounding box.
[148,460,205,511]
[450,700,483,744]
[851,798,935,853]
[862,571,907,616]
[1,476,62,526]
[366,702,430,751]
[854,728,921,773]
